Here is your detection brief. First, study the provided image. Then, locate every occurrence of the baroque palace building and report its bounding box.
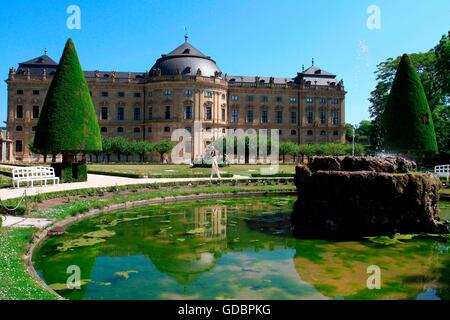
[5,38,346,162]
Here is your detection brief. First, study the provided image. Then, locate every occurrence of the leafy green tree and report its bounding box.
[110,136,129,162]
[434,31,450,97]
[383,54,438,155]
[154,140,175,163]
[297,144,314,163]
[101,137,113,163]
[34,38,102,163]
[369,31,449,155]
[279,141,298,163]
[133,140,154,162]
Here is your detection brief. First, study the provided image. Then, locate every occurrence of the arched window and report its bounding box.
[117,127,124,133]
[333,130,339,136]
[320,130,326,136]
[16,125,22,131]
[32,126,37,132]
[164,127,171,133]
[101,127,107,133]
[134,127,140,133]
[184,106,193,120]
[291,130,297,135]
[164,106,171,120]
[204,105,212,120]
[307,130,313,136]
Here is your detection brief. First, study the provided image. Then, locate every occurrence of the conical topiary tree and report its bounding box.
[383,54,438,155]
[34,38,102,181]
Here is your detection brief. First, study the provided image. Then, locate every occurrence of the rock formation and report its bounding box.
[293,156,448,239]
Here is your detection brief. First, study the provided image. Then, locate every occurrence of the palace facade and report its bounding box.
[5,39,346,162]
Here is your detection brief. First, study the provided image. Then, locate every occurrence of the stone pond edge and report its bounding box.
[24,190,297,300]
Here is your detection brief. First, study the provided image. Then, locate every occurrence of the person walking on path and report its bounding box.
[210,149,221,180]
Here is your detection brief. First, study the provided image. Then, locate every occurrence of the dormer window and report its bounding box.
[182,48,190,54]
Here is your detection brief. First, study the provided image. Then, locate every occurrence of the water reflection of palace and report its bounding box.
[193,206,227,239]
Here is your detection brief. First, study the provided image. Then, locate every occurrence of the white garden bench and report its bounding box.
[12,166,60,189]
[435,164,450,183]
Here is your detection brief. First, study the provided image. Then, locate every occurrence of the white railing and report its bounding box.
[12,166,60,189]
[435,164,450,182]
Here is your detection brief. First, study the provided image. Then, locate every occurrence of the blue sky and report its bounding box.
[0,0,449,125]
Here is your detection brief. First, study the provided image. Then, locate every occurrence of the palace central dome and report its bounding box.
[150,41,221,77]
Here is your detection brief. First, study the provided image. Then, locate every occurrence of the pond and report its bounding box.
[33,196,450,300]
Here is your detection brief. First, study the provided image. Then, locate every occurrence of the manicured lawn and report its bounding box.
[0,174,12,188]
[88,164,295,178]
[0,228,55,300]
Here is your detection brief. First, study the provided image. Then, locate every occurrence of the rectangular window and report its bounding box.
[101,92,109,97]
[320,97,327,104]
[16,105,23,119]
[16,89,24,95]
[261,96,269,103]
[134,92,141,98]
[231,109,238,123]
[331,98,339,105]
[134,107,141,121]
[148,107,153,120]
[221,108,226,122]
[332,111,339,125]
[15,140,23,153]
[205,106,212,120]
[261,111,268,123]
[307,111,314,124]
[101,107,108,120]
[204,91,213,98]
[117,107,124,121]
[231,95,238,101]
[247,95,254,103]
[306,97,314,104]
[184,106,193,120]
[275,111,283,124]
[289,97,297,104]
[165,106,171,120]
[246,110,254,123]
[185,90,193,97]
[291,111,297,124]
[32,90,40,95]
[118,92,125,97]
[163,90,172,96]
[276,96,283,103]
[320,111,326,124]
[32,105,40,119]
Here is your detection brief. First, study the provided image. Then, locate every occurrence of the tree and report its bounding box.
[34,38,102,162]
[383,54,438,155]
[110,136,129,162]
[369,31,449,155]
[133,140,154,162]
[434,31,450,97]
[279,141,297,163]
[153,140,175,163]
[101,137,113,163]
[28,140,48,163]
[297,144,314,163]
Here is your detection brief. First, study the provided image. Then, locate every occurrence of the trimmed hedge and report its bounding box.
[251,173,295,178]
[383,54,438,154]
[88,170,233,179]
[34,38,102,154]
